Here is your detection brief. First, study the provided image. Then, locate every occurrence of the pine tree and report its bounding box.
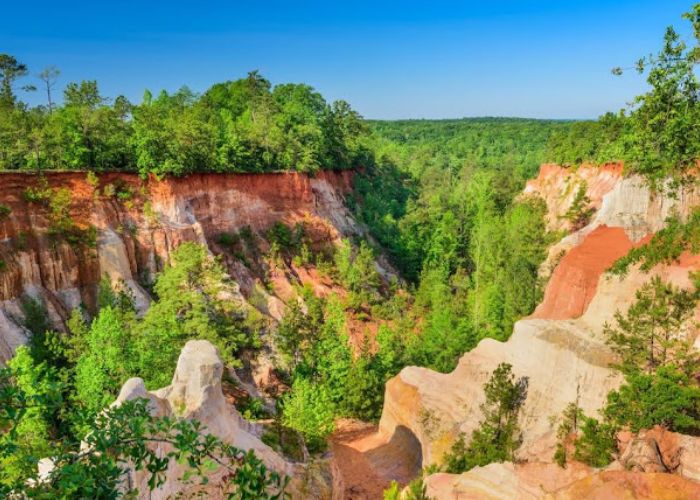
[604,276,697,375]
[443,363,528,472]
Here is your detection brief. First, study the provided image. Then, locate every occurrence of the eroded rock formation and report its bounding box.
[423,463,700,499]
[0,170,362,362]
[378,164,700,482]
[114,340,302,499]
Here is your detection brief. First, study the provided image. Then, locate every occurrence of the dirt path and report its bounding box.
[330,419,422,500]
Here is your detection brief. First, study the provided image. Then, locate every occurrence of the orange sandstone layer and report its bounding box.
[532,225,634,319]
[0,170,356,358]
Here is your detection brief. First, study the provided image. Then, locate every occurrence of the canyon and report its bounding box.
[0,169,364,360]
[374,164,700,498]
[2,164,700,498]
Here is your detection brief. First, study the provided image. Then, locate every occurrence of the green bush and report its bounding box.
[23,182,52,205]
[261,423,306,462]
[237,396,271,421]
[443,363,528,473]
[604,365,700,434]
[281,378,335,453]
[216,231,240,247]
[572,416,616,467]
[552,402,583,468]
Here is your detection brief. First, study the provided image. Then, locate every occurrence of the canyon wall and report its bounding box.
[0,170,359,363]
[378,164,700,471]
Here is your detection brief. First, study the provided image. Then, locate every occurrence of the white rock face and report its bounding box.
[0,307,28,362]
[112,340,294,499]
[379,316,623,466]
[97,228,151,313]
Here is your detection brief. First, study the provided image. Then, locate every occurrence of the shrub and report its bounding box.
[604,365,700,434]
[86,171,99,189]
[39,187,98,248]
[572,416,616,467]
[116,186,133,201]
[563,182,594,230]
[217,231,240,248]
[281,377,335,453]
[267,222,294,251]
[383,477,430,500]
[0,204,11,220]
[237,396,271,421]
[552,402,583,468]
[102,183,116,198]
[239,225,258,254]
[23,178,52,205]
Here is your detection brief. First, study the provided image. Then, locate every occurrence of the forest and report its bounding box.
[0,66,369,175]
[1,2,700,497]
[0,60,564,495]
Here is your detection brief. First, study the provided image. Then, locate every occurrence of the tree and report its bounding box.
[572,416,617,467]
[74,306,136,413]
[605,364,700,434]
[38,66,60,113]
[310,296,353,407]
[547,4,700,184]
[465,171,500,331]
[131,87,218,176]
[272,83,325,172]
[58,80,133,170]
[275,298,322,373]
[281,378,335,453]
[443,363,528,472]
[0,54,29,108]
[553,400,583,467]
[622,4,700,184]
[0,347,60,486]
[563,182,594,231]
[604,276,698,375]
[334,239,382,309]
[135,242,251,388]
[567,273,700,466]
[342,339,387,421]
[496,197,550,338]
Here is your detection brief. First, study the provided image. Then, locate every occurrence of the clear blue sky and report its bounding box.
[1,0,693,119]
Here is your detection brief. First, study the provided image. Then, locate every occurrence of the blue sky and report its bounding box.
[1,0,693,119]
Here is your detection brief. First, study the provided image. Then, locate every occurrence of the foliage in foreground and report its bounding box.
[0,239,276,496]
[0,372,286,499]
